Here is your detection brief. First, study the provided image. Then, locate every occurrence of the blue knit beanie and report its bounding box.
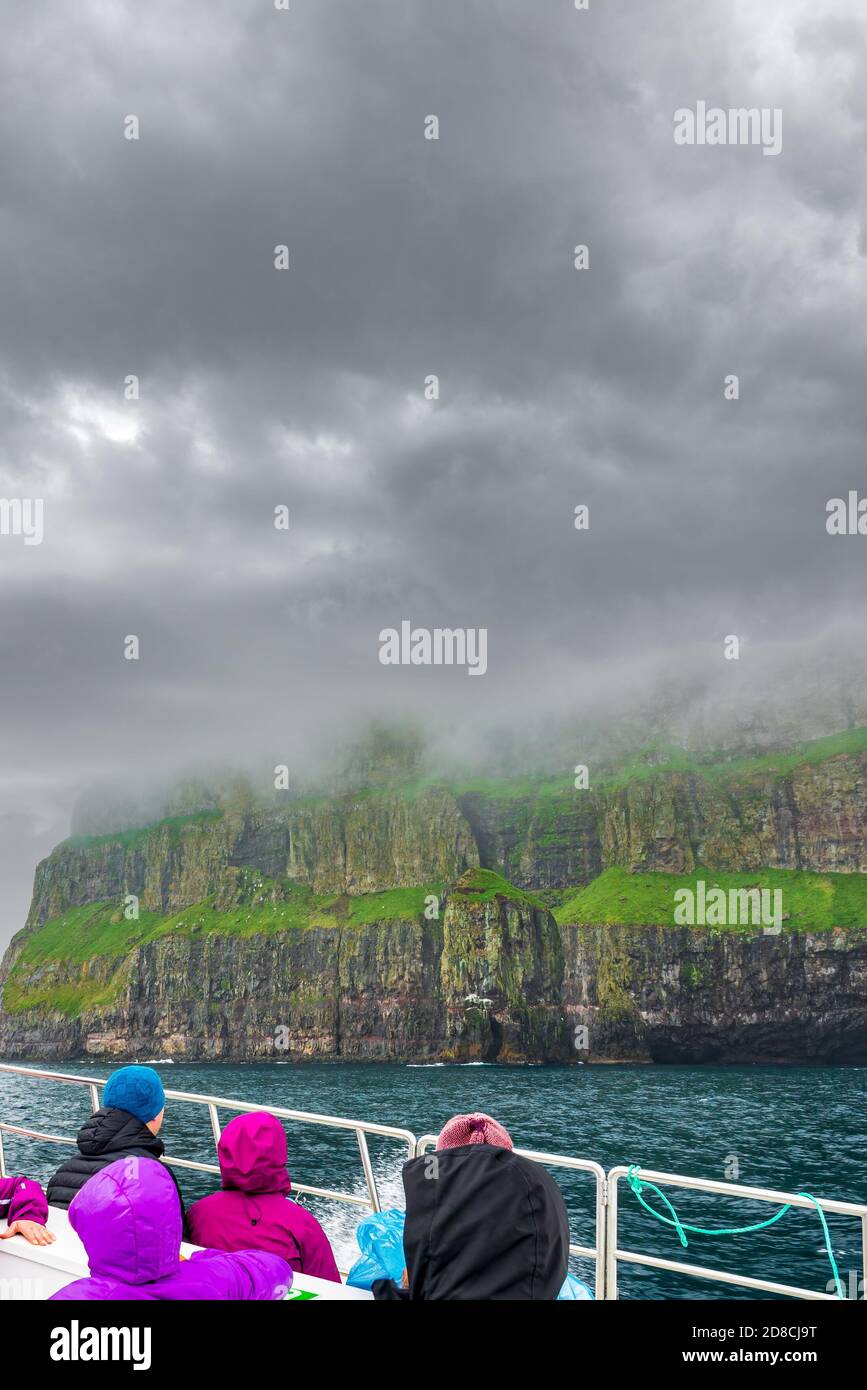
[103,1065,166,1124]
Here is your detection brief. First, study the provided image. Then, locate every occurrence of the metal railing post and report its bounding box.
[207,1102,222,1151]
[355,1128,381,1213]
[605,1171,619,1300]
[596,1177,607,1302]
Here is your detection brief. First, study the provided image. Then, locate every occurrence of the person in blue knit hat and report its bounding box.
[46,1065,184,1221]
[103,1065,166,1126]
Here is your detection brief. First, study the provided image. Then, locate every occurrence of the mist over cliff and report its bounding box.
[64,635,867,842]
[4,718,867,1064]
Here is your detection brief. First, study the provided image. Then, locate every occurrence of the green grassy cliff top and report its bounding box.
[555,866,867,932]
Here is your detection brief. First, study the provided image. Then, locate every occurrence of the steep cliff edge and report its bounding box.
[23,788,478,929]
[560,922,867,1063]
[458,737,867,886]
[4,730,867,1063]
[440,870,568,1062]
[0,868,566,1063]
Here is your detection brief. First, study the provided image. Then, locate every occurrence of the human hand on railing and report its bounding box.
[0,1219,56,1246]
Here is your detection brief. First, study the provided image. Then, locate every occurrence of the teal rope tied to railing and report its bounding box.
[625,1164,844,1299]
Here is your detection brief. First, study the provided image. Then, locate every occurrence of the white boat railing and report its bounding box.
[415,1131,608,1299]
[606,1165,867,1301]
[0,1063,416,1216]
[2,1064,864,1301]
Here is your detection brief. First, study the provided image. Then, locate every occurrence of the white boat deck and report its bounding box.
[0,1204,372,1301]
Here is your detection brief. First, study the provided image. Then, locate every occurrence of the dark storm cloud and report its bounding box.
[1,0,866,941]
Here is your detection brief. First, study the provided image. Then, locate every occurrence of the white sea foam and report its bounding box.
[308,1151,406,1273]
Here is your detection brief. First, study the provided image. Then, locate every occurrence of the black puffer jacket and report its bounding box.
[46,1107,185,1223]
[373,1143,570,1300]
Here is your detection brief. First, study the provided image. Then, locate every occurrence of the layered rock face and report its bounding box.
[596,758,867,875]
[457,790,602,890]
[0,873,569,1063]
[0,922,445,1062]
[3,747,867,1063]
[561,924,867,1063]
[25,791,478,928]
[461,750,867,884]
[440,879,569,1062]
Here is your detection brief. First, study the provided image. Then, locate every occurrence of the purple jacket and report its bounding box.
[0,1173,48,1226]
[187,1111,341,1283]
[51,1157,291,1301]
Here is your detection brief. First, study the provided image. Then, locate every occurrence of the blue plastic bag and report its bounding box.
[347,1208,594,1299]
[557,1272,594,1300]
[346,1208,407,1290]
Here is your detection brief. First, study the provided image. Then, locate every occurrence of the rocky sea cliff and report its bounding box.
[3,730,867,1063]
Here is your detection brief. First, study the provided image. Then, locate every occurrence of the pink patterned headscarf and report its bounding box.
[436,1112,514,1152]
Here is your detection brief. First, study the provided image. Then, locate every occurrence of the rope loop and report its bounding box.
[624,1165,844,1299]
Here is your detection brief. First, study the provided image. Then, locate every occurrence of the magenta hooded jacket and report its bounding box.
[51,1157,291,1301]
[187,1110,341,1283]
[0,1173,48,1226]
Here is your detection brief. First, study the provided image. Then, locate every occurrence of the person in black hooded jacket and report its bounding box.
[372,1111,570,1301]
[46,1065,185,1224]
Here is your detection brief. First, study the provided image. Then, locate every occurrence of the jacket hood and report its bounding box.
[68,1157,182,1285]
[77,1106,165,1159]
[218,1111,292,1196]
[399,1144,570,1300]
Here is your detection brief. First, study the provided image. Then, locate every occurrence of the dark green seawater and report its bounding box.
[2,1060,864,1300]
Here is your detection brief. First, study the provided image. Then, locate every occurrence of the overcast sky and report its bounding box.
[1,0,867,945]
